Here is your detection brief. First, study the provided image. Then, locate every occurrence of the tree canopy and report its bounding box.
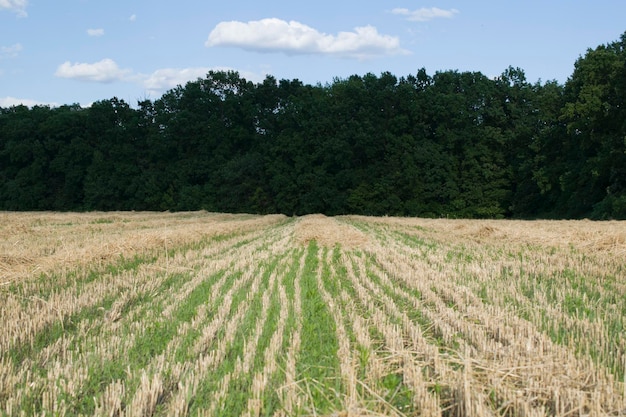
[2,33,626,218]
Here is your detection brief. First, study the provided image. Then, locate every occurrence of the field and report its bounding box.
[1,212,625,416]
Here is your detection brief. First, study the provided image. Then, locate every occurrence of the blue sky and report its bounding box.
[1,1,625,107]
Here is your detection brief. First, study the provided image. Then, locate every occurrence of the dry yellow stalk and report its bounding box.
[2,212,624,416]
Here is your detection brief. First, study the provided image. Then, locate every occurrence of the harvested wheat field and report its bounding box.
[1,212,625,416]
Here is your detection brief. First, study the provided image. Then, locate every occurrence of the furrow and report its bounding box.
[343,250,446,415]
[244,280,290,417]
[203,270,277,415]
[275,249,306,417]
[358,218,625,414]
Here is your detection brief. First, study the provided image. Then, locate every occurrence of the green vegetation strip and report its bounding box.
[297,242,342,413]
[191,253,284,414]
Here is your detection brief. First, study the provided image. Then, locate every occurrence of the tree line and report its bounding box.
[1,33,625,218]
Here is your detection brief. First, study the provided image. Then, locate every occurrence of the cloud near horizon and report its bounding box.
[206,18,408,59]
[142,66,265,96]
[53,58,265,97]
[55,59,133,83]
[391,7,459,22]
[0,0,28,17]
[0,96,59,108]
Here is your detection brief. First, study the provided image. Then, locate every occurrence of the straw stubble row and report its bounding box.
[2,213,292,416]
[1,212,625,416]
[342,215,626,415]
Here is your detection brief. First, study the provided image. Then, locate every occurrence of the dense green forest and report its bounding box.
[1,33,625,218]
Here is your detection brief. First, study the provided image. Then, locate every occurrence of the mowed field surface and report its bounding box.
[1,212,625,416]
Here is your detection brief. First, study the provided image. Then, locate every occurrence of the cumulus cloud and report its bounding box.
[206,18,408,58]
[52,55,266,97]
[1,43,22,58]
[391,7,459,22]
[0,96,59,108]
[0,0,27,17]
[55,58,132,83]
[142,67,214,95]
[87,28,104,37]
[141,66,265,96]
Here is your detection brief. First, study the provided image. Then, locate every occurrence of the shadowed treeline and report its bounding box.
[1,33,625,218]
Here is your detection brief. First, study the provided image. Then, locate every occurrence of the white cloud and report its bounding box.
[55,58,132,83]
[52,57,266,96]
[141,66,265,96]
[129,14,136,22]
[206,18,408,59]
[142,67,213,95]
[0,43,22,58]
[87,28,104,37]
[0,0,27,17]
[0,96,59,108]
[391,7,459,22]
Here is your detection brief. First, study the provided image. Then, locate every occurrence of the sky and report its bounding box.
[1,0,625,108]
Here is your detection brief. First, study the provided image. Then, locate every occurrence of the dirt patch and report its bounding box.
[294,214,368,248]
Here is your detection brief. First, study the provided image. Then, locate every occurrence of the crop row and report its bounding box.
[1,213,624,416]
